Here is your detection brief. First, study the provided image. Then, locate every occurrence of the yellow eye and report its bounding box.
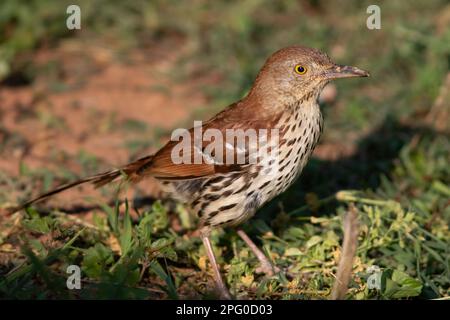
[295,65,307,75]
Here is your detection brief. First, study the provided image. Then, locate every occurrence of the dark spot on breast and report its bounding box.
[210,185,223,192]
[279,161,291,172]
[218,203,238,211]
[222,190,233,197]
[223,218,236,225]
[200,201,210,211]
[209,211,220,218]
[208,176,226,185]
[192,198,201,207]
[305,142,311,151]
[233,183,249,195]
[205,193,221,201]
[286,149,293,158]
[224,172,243,183]
[260,180,271,189]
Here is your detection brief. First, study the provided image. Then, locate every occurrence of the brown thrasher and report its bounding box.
[8,46,369,299]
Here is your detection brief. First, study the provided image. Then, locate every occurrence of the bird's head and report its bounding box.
[248,46,369,107]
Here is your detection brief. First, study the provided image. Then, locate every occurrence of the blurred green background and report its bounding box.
[0,0,449,299]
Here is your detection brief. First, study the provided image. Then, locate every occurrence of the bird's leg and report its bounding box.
[236,229,279,276]
[201,234,231,300]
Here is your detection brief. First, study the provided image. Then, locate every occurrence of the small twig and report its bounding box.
[330,203,359,300]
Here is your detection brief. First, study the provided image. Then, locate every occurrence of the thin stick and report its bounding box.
[237,229,275,276]
[331,203,359,300]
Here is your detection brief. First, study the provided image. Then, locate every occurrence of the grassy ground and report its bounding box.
[0,0,449,299]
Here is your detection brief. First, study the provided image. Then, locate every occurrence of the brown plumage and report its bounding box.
[7,46,369,299]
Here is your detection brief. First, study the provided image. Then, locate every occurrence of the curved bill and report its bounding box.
[324,65,370,79]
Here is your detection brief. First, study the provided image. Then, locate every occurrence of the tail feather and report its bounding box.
[6,155,154,214]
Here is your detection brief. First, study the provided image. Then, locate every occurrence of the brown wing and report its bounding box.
[140,101,282,180]
[142,138,217,179]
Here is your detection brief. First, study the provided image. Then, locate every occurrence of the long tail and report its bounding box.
[6,155,154,214]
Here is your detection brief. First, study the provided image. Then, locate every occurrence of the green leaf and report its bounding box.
[284,247,303,256]
[100,199,119,234]
[137,214,153,248]
[306,236,322,249]
[382,269,423,299]
[81,243,114,279]
[22,215,52,234]
[119,199,133,257]
[151,238,171,251]
[149,260,178,299]
[158,246,178,261]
